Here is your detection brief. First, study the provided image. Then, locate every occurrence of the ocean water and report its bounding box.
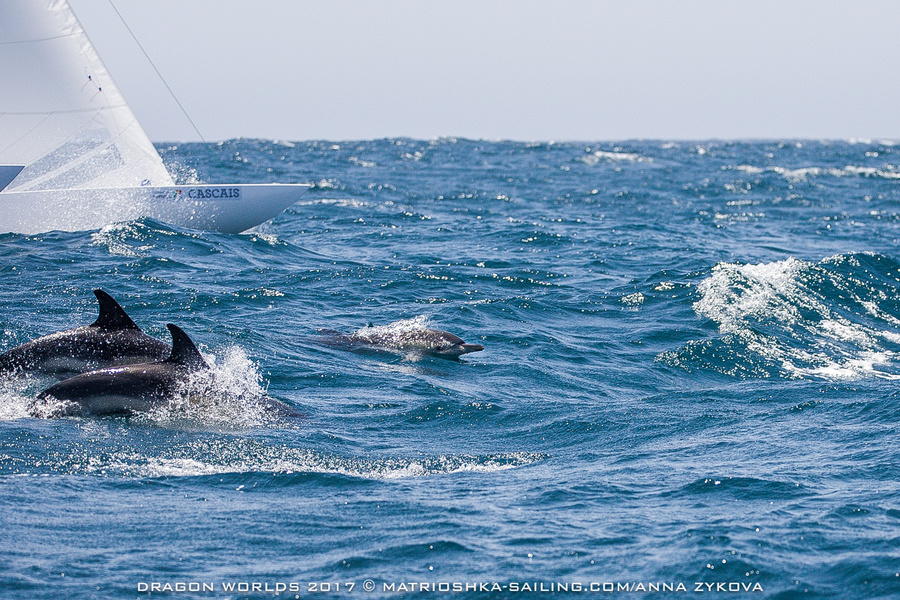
[2,138,900,599]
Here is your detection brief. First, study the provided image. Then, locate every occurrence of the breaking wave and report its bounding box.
[660,253,900,380]
[7,433,546,480]
[106,449,545,480]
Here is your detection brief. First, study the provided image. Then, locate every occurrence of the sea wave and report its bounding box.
[659,253,900,380]
[7,437,546,480]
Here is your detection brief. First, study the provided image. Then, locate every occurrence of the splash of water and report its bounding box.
[140,345,287,430]
[353,315,431,339]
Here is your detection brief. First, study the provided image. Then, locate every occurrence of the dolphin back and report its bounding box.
[35,324,209,416]
[0,290,170,376]
[335,322,484,359]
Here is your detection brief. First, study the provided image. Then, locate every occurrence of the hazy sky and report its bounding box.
[69,0,900,143]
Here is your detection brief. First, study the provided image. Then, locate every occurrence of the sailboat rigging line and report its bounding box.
[105,0,208,146]
[0,113,51,156]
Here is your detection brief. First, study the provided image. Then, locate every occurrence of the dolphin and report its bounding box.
[36,323,207,416]
[0,289,171,377]
[35,324,303,419]
[319,325,484,359]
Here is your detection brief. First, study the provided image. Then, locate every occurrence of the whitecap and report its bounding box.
[99,448,546,480]
[90,221,156,257]
[579,150,649,165]
[682,255,900,381]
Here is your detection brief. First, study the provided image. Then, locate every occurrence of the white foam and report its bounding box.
[690,256,900,381]
[767,164,900,182]
[90,221,156,257]
[295,197,369,208]
[579,150,649,165]
[100,449,546,480]
[695,258,806,334]
[348,156,376,168]
[0,375,81,419]
[139,345,285,430]
[785,351,894,380]
[0,378,38,420]
[620,292,645,307]
[354,315,431,338]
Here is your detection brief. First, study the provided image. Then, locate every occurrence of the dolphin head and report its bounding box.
[425,330,485,358]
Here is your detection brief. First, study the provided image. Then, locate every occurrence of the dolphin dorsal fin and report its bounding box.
[91,289,140,330]
[165,324,208,370]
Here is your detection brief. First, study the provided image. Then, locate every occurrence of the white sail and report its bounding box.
[0,0,173,191]
[0,0,309,234]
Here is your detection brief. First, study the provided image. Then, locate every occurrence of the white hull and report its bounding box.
[0,183,310,234]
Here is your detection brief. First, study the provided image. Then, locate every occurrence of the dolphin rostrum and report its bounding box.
[0,289,171,377]
[36,324,208,416]
[319,323,484,359]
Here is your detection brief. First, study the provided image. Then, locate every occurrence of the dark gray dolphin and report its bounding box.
[319,326,484,359]
[0,289,171,377]
[36,323,302,419]
[37,324,207,416]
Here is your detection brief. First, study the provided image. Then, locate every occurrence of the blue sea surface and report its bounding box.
[2,139,900,599]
